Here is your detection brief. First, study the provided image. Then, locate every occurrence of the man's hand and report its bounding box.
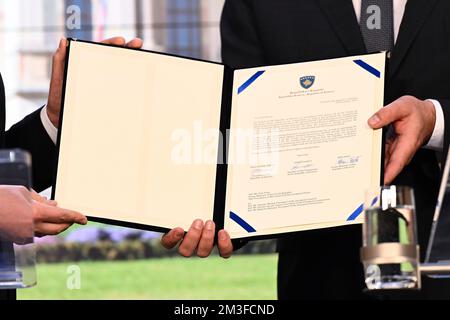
[46,37,144,127]
[0,186,34,243]
[29,189,87,237]
[0,186,87,242]
[161,220,234,259]
[368,96,436,184]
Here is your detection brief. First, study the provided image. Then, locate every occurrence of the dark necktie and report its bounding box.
[360,0,394,53]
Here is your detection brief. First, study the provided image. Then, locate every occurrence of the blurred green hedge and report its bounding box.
[36,239,277,263]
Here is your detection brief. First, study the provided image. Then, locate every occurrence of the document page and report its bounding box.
[225,53,385,239]
[54,40,224,231]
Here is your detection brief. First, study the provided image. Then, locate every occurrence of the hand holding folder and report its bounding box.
[53,40,386,241]
[367,95,437,185]
[161,220,233,259]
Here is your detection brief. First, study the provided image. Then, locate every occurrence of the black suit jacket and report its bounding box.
[0,73,56,300]
[221,0,450,299]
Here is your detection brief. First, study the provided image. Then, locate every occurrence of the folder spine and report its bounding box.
[380,52,389,186]
[212,66,234,234]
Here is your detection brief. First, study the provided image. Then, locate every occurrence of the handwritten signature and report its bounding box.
[336,156,360,165]
[291,164,314,170]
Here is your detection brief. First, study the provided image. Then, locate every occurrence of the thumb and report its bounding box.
[52,38,67,78]
[368,102,408,129]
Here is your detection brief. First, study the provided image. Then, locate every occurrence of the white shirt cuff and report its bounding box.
[40,106,58,145]
[424,99,444,151]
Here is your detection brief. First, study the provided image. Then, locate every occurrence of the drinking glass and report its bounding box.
[361,185,420,290]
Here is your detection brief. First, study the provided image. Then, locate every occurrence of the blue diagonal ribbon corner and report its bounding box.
[353,59,381,78]
[237,70,266,94]
[346,197,379,221]
[230,211,257,233]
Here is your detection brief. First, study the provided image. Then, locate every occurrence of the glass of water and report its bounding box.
[361,185,420,290]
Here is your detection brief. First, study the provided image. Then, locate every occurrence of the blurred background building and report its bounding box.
[0,0,224,129]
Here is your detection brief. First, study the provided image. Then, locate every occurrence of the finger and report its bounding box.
[384,135,417,184]
[34,203,88,225]
[384,139,395,171]
[30,189,57,206]
[197,220,215,258]
[368,101,409,129]
[218,230,233,259]
[161,228,185,249]
[178,219,203,257]
[47,200,58,207]
[35,222,72,236]
[126,38,143,49]
[384,146,391,170]
[30,189,44,202]
[101,37,126,46]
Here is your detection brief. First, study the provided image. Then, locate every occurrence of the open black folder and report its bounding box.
[53,39,385,240]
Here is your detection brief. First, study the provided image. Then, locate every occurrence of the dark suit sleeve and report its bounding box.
[4,107,56,192]
[221,0,266,69]
[221,0,267,251]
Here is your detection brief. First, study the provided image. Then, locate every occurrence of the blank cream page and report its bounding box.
[55,41,224,231]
